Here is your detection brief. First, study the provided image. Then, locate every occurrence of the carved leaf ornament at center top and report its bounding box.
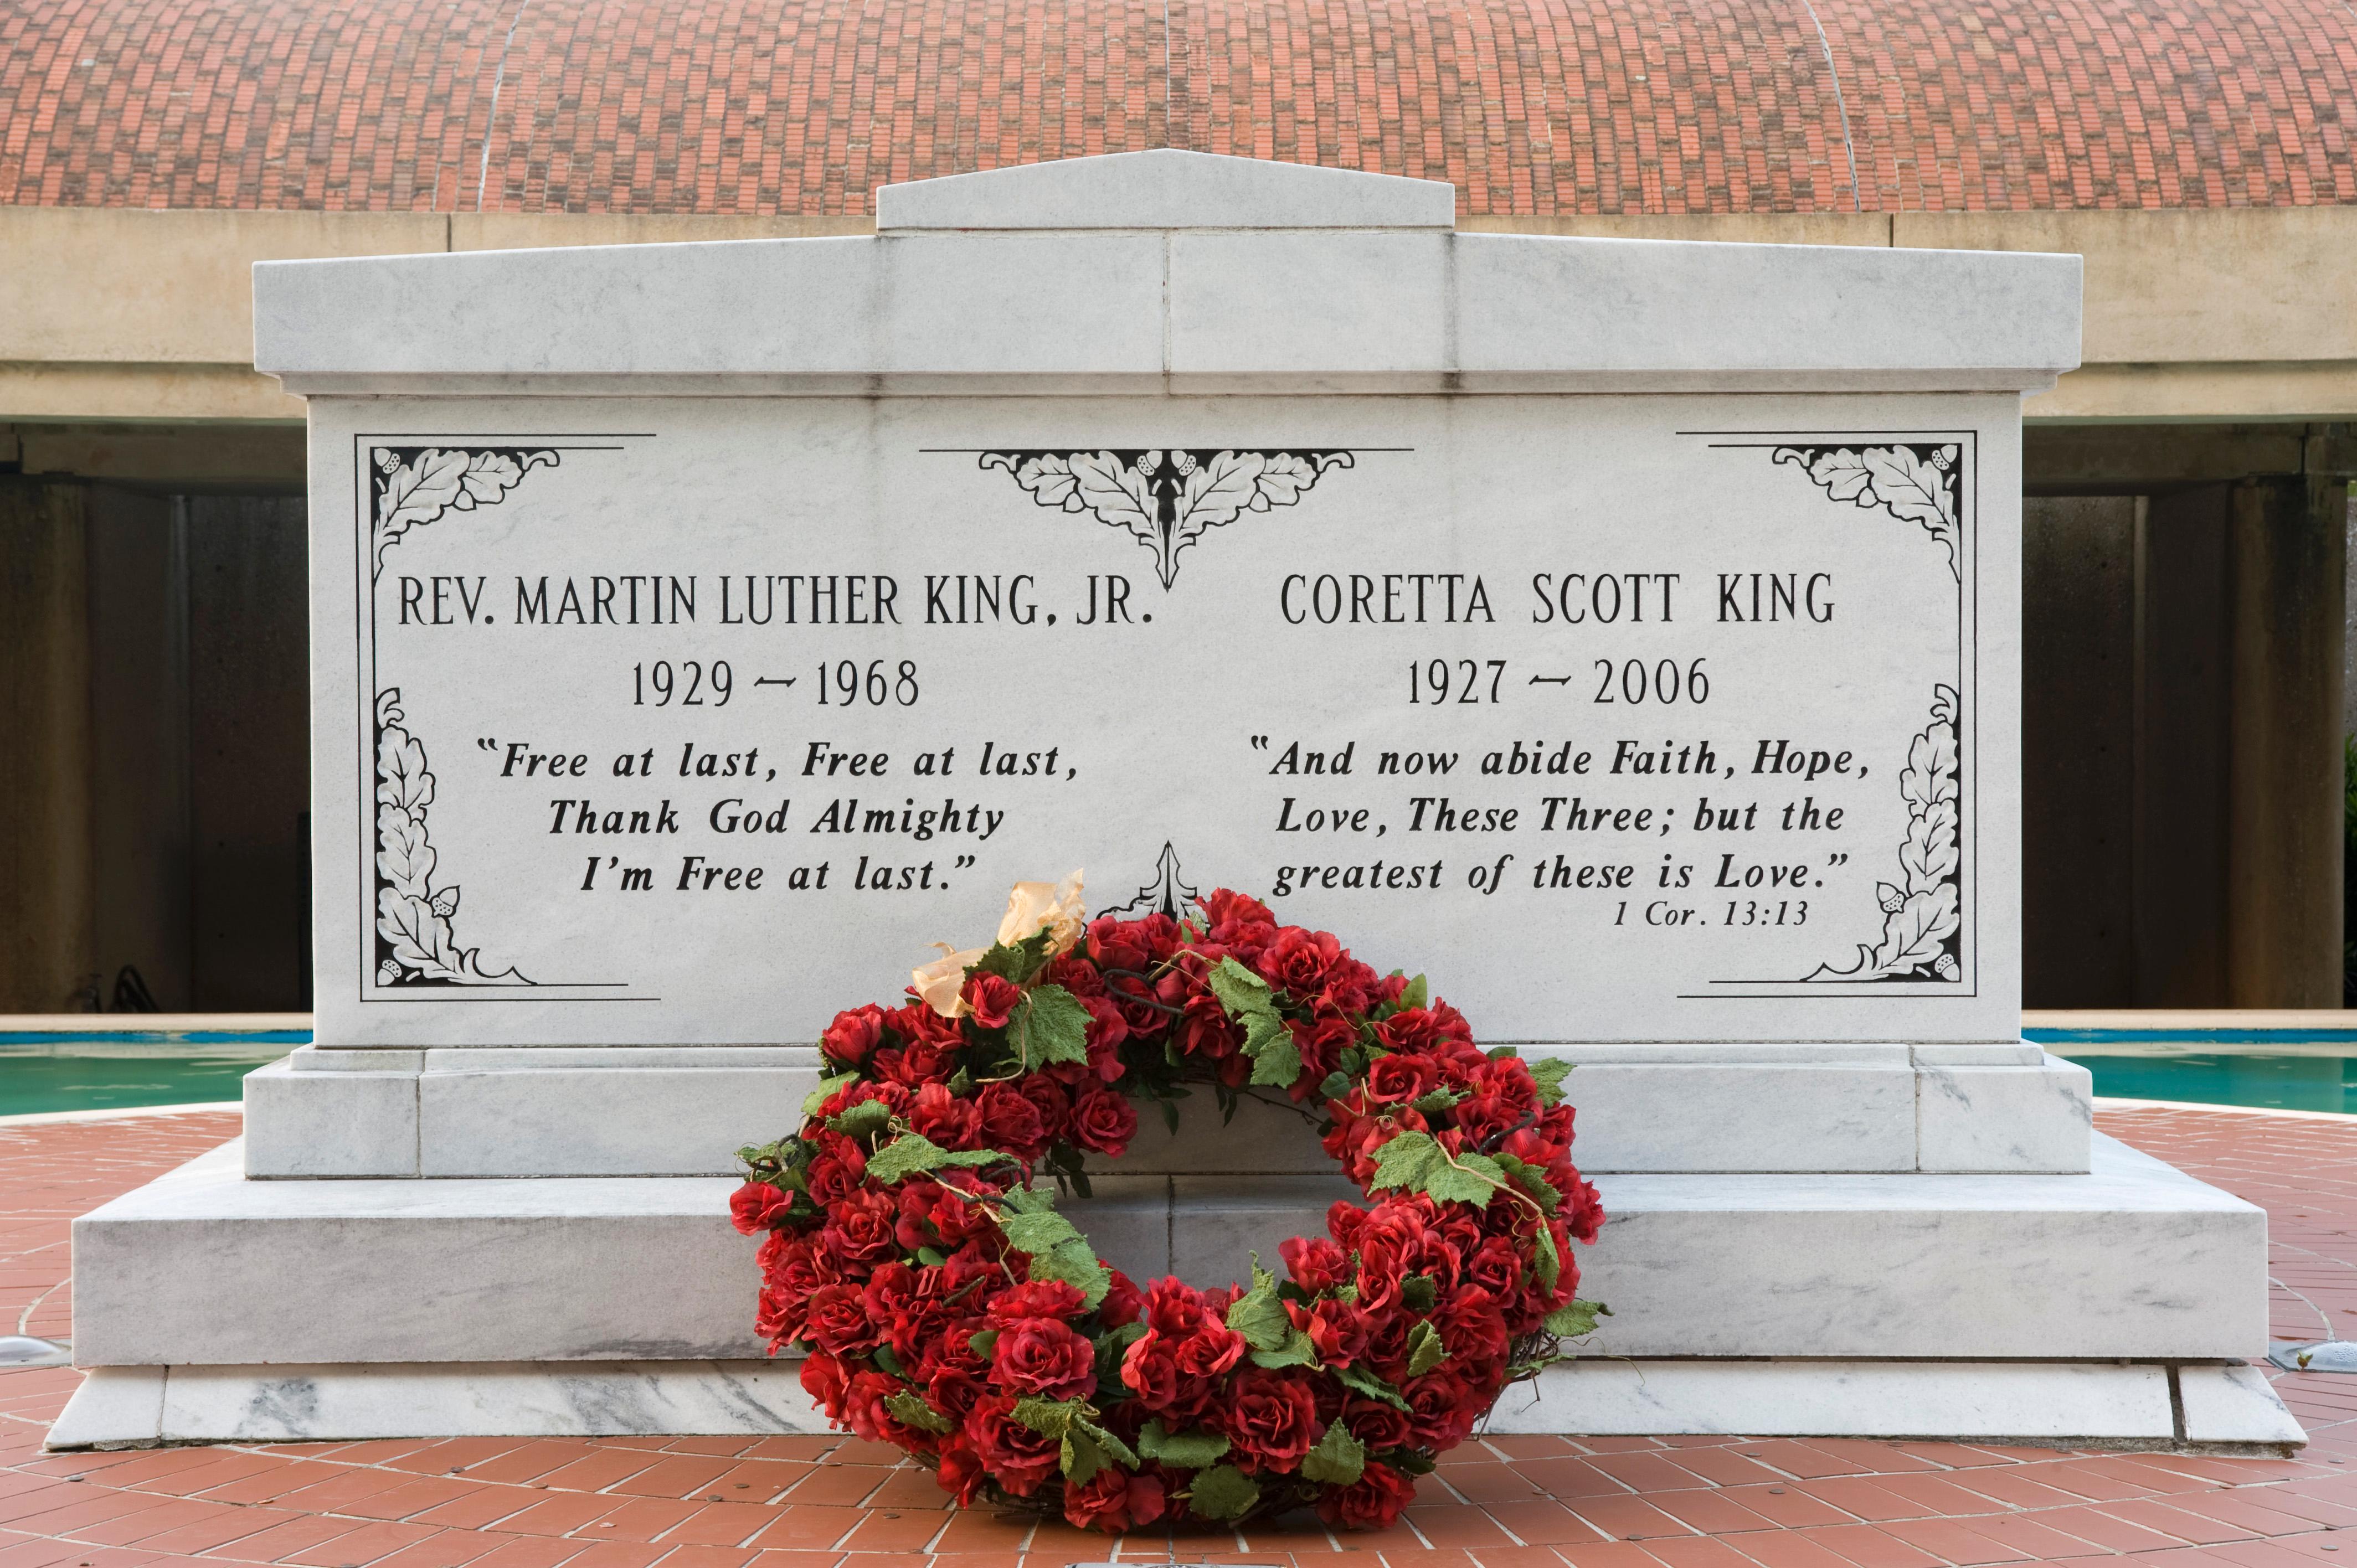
[980,448,1353,589]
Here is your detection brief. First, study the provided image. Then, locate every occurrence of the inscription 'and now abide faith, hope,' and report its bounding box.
[345,402,1978,1044]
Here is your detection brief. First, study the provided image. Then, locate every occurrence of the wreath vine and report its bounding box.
[733,876,1605,1533]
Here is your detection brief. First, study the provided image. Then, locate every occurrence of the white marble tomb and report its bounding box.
[53,149,2298,1451]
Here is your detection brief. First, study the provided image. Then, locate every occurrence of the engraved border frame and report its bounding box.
[349,430,660,1007]
[1676,426,1979,1000]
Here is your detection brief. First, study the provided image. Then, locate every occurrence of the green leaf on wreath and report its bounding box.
[915,1246,948,1267]
[1367,1131,1444,1195]
[1012,1396,1084,1438]
[883,1391,954,1434]
[1399,973,1428,1011]
[1249,1325,1320,1369]
[864,1133,950,1184]
[802,1071,860,1117]
[1334,1363,1412,1412]
[1030,1237,1111,1308]
[1248,1031,1304,1089]
[1061,1430,1106,1486]
[966,1328,999,1361]
[974,929,1055,986]
[1093,1322,1148,1387]
[1010,984,1092,1069]
[945,1066,973,1097]
[1187,1464,1262,1521]
[1139,1421,1232,1468]
[1299,1420,1367,1487]
[1528,1056,1573,1107]
[999,1207,1084,1257]
[1240,1009,1288,1058]
[871,1344,905,1378]
[1533,1223,1562,1294]
[1401,1273,1438,1313]
[1318,1071,1355,1102]
[1074,1416,1139,1469]
[826,1100,892,1139]
[1224,1256,1293,1351]
[1424,1150,1507,1208]
[1405,1319,1448,1378]
[1495,1153,1562,1215]
[1409,1086,1464,1115]
[1543,1299,1609,1337]
[1207,956,1275,1018]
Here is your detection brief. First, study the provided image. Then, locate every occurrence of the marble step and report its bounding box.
[47,1357,2303,1453]
[73,1133,2257,1370]
[241,1040,2093,1178]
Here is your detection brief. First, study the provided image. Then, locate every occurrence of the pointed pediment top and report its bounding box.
[874,149,1457,233]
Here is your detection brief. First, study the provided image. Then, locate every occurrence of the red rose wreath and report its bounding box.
[733,875,1606,1533]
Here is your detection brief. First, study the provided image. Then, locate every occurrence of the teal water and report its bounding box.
[0,1035,298,1117]
[2055,1052,2357,1114]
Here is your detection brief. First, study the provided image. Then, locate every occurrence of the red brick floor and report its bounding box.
[3,1105,2356,1568]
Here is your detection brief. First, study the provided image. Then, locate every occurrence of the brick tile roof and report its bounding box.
[1,0,2353,214]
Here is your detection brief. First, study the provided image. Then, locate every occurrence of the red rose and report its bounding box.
[1082,995,1131,1069]
[1144,1277,1208,1336]
[805,1145,868,1207]
[1565,1174,1604,1244]
[1072,1088,1139,1155]
[963,971,1022,1029]
[1340,1395,1414,1453]
[800,1350,850,1419]
[1017,1075,1072,1143]
[1064,1466,1168,1533]
[909,1081,980,1149]
[994,1318,1097,1400]
[1435,1286,1510,1364]
[819,1190,899,1265]
[1200,889,1278,956]
[974,1081,1047,1160]
[1098,1263,1145,1329]
[1364,1052,1436,1105]
[935,1441,988,1505]
[1289,1014,1356,1095]
[1173,1318,1246,1384]
[1087,916,1155,973]
[1463,1236,1524,1303]
[799,1282,882,1354]
[1294,1296,1370,1368]
[1403,1368,1480,1447]
[965,1393,1062,1495]
[986,1280,1087,1324]
[927,1365,987,1425]
[1282,1235,1350,1295]
[842,1369,913,1447]
[821,1004,889,1067]
[1257,925,1346,996]
[1316,1459,1417,1530]
[730,1180,791,1235]
[1215,1368,1322,1472]
[1120,1330,1183,1409]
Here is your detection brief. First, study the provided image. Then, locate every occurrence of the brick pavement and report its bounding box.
[2,1105,2355,1568]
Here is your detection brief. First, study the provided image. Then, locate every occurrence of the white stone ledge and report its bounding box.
[81,1135,2258,1372]
[47,1358,2298,1451]
[242,1043,2089,1179]
[254,165,2080,396]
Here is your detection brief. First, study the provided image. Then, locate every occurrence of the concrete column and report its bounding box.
[187,496,311,1010]
[2021,496,2138,1006]
[2135,487,2234,1006]
[0,480,95,1011]
[2226,475,2348,1007]
[85,486,193,1009]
